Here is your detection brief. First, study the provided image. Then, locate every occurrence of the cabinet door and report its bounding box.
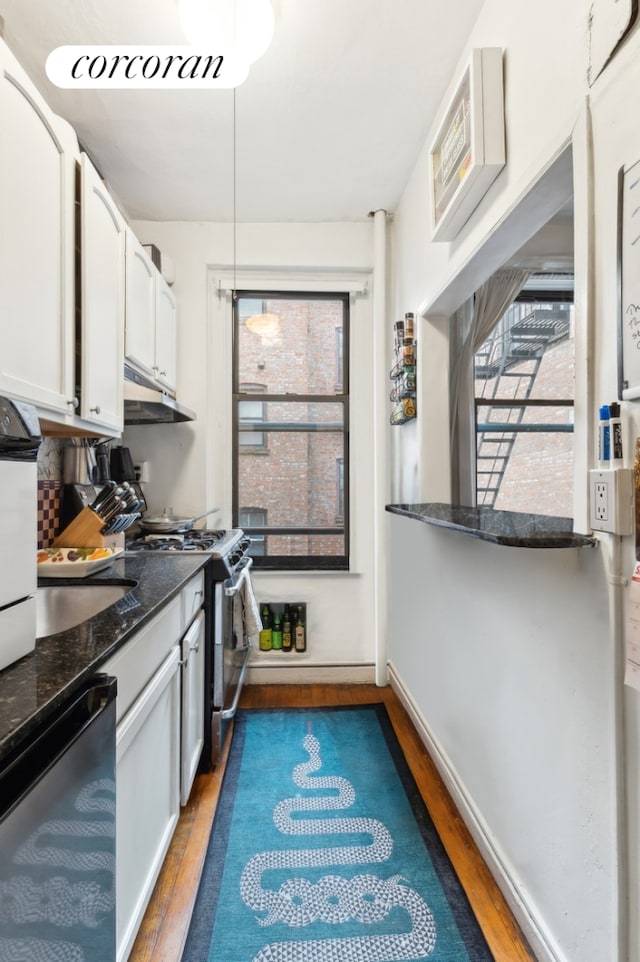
[125,229,156,379]
[80,153,125,433]
[154,273,177,393]
[181,610,205,806]
[115,646,180,962]
[0,41,76,416]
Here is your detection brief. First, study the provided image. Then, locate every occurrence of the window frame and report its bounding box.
[232,289,350,571]
[237,382,267,451]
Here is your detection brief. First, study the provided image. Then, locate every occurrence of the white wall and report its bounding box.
[588,33,640,961]
[125,220,380,678]
[389,514,615,962]
[387,1,640,961]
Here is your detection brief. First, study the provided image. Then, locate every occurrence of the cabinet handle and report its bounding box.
[67,397,79,409]
[90,405,101,414]
[159,370,168,377]
[179,639,199,667]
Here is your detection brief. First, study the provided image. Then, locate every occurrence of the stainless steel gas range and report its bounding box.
[126,528,254,766]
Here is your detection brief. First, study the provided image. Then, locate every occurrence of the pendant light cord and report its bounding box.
[233,86,237,295]
[232,0,238,296]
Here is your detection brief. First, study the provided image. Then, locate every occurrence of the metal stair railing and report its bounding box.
[474,305,571,507]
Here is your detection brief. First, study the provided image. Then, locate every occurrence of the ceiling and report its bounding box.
[0,0,485,223]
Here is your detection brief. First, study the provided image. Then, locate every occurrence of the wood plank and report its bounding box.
[128,684,536,962]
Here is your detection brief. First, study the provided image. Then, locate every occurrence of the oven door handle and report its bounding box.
[224,557,253,597]
[218,643,252,723]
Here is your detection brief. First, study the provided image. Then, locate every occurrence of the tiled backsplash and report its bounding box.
[37,481,61,549]
[38,437,63,482]
[37,438,63,548]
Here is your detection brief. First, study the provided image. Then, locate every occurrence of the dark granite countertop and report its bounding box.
[386,503,597,548]
[0,552,209,763]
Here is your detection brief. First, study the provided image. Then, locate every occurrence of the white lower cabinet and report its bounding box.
[103,596,182,962]
[115,647,180,962]
[102,572,206,962]
[181,609,205,806]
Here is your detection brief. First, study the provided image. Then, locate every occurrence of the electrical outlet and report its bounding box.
[594,481,609,521]
[589,468,633,534]
[134,461,151,484]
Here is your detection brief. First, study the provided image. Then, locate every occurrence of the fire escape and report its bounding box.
[474,305,572,507]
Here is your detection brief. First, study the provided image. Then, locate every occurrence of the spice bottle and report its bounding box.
[404,312,415,340]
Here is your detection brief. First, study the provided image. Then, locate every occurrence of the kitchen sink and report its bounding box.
[36,581,137,638]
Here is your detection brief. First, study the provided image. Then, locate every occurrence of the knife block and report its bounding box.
[52,507,123,550]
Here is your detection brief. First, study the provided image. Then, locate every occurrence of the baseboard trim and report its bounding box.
[246,663,376,685]
[388,661,565,962]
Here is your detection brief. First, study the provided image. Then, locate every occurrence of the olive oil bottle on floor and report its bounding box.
[294,604,306,652]
[282,605,292,651]
[259,603,272,651]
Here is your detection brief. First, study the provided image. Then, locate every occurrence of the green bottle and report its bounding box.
[272,612,283,650]
[259,603,272,651]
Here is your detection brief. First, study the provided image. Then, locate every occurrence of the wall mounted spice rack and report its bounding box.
[390,313,417,425]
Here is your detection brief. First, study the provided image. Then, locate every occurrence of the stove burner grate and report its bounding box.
[125,528,243,556]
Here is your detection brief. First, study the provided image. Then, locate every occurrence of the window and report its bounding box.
[473,278,574,516]
[238,383,266,450]
[232,291,349,570]
[238,508,266,555]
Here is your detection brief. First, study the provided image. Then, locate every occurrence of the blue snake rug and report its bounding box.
[182,705,494,962]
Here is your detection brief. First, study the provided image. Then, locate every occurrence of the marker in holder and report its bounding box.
[598,404,610,467]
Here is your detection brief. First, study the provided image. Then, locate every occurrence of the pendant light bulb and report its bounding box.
[245,313,280,338]
[179,0,275,65]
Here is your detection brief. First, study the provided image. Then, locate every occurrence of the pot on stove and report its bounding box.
[139,506,220,534]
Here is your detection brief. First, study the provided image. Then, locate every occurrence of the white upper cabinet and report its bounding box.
[0,38,166,437]
[79,153,125,433]
[0,40,77,417]
[124,230,156,380]
[154,274,177,393]
[125,230,177,395]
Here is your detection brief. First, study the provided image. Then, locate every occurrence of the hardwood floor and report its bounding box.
[128,684,537,962]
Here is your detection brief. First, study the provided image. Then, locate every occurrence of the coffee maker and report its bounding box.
[109,446,147,513]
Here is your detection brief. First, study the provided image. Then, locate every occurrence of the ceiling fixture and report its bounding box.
[245,312,280,337]
[178,0,275,66]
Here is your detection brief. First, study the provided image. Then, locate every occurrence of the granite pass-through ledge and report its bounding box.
[386,503,597,548]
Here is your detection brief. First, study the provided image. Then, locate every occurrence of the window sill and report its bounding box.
[385,503,597,548]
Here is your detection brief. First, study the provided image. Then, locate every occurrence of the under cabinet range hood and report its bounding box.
[123,366,196,424]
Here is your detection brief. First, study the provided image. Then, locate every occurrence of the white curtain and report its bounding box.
[449,267,532,493]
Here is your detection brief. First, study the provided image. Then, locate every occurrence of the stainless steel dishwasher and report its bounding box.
[0,675,117,961]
